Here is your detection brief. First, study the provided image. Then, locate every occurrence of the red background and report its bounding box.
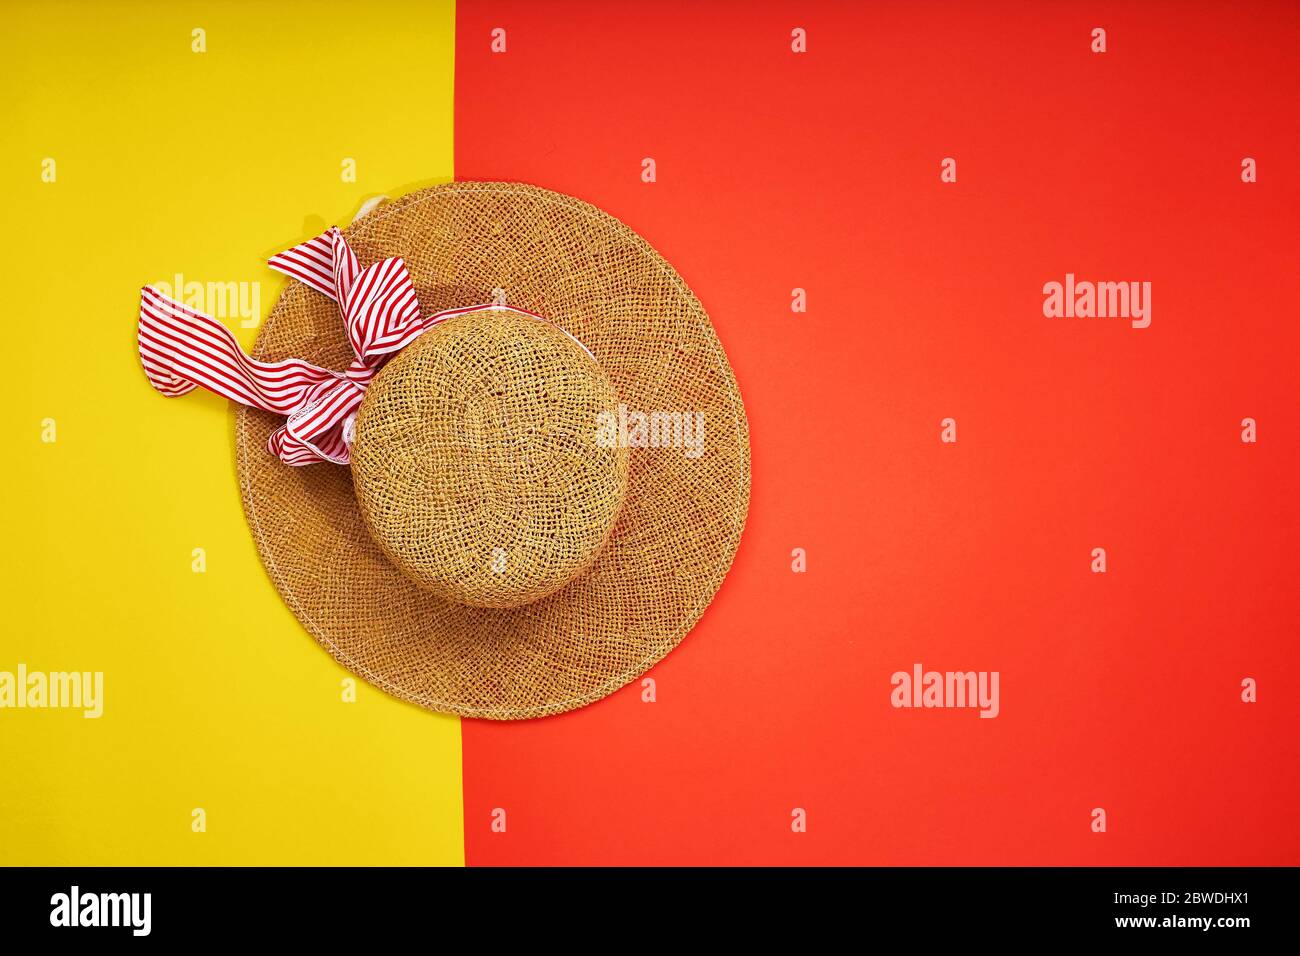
[456,1,1300,864]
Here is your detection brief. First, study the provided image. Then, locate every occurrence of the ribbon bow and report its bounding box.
[138,228,426,465]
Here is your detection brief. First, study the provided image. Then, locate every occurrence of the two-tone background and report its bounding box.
[3,0,1297,866]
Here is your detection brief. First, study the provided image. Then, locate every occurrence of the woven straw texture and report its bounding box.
[236,182,750,719]
[351,309,629,608]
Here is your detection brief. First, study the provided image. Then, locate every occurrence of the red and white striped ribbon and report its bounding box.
[138,227,581,466]
[138,227,426,465]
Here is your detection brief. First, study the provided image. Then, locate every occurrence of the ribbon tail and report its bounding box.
[137,285,340,416]
[138,287,199,397]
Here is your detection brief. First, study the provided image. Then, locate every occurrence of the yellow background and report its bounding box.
[0,0,464,864]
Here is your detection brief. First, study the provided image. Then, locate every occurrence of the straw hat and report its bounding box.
[143,181,749,719]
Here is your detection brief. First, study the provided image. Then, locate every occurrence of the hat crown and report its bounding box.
[351,309,628,608]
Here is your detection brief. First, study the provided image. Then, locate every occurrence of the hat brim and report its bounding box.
[237,182,750,719]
